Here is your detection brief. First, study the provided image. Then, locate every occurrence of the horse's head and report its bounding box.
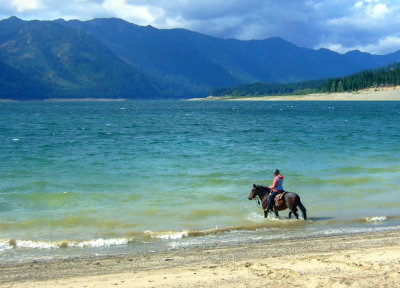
[248,184,270,200]
[248,184,260,200]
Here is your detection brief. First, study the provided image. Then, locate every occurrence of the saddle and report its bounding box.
[273,191,286,207]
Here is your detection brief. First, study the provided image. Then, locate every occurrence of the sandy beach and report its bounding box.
[191,86,400,101]
[1,230,399,288]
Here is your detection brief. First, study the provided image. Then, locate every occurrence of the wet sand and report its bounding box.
[1,230,399,288]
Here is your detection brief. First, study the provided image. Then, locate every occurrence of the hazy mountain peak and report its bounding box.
[2,16,24,23]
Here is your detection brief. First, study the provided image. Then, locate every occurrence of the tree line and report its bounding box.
[321,62,400,93]
[211,63,400,97]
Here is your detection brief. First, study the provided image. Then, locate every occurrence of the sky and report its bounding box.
[1,0,399,55]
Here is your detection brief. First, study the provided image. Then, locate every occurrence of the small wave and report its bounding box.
[144,230,189,240]
[70,238,131,248]
[13,240,59,249]
[365,216,387,223]
[350,216,390,224]
[143,221,299,242]
[0,240,12,252]
[144,226,258,241]
[0,238,133,251]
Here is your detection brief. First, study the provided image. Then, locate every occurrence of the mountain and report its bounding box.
[57,18,245,98]
[57,18,400,97]
[59,18,400,97]
[0,17,160,100]
[1,16,400,100]
[344,49,400,68]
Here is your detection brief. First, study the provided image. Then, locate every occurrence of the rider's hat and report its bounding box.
[273,169,280,174]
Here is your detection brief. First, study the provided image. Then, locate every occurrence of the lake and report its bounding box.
[1,100,399,262]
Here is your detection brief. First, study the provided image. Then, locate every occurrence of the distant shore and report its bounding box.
[0,98,127,102]
[43,98,127,102]
[0,99,17,102]
[190,86,400,101]
[1,230,399,288]
[2,87,400,102]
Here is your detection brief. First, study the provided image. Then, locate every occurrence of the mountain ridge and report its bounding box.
[1,16,400,100]
[58,17,400,96]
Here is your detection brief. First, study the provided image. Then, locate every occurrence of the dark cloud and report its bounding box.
[2,0,400,54]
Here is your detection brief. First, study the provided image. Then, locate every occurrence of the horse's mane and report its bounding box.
[255,185,270,193]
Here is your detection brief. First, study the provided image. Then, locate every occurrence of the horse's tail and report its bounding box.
[297,196,307,220]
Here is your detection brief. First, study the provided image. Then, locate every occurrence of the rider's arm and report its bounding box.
[269,177,278,189]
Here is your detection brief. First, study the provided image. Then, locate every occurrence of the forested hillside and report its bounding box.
[322,63,400,93]
[211,63,400,97]
[0,17,160,100]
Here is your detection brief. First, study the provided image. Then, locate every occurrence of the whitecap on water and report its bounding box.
[366,216,387,223]
[0,238,132,250]
[14,240,58,249]
[144,230,189,240]
[72,238,130,248]
[0,240,12,252]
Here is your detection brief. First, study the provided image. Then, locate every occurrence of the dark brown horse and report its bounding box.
[248,184,307,220]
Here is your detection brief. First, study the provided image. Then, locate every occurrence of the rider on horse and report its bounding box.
[267,169,284,212]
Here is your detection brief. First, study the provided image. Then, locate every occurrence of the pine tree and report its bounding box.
[337,81,344,92]
[330,81,336,93]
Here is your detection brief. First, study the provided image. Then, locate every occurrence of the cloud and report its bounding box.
[326,35,400,55]
[317,0,400,54]
[10,0,43,12]
[354,1,363,9]
[370,3,388,19]
[362,36,400,54]
[101,0,160,24]
[1,0,400,54]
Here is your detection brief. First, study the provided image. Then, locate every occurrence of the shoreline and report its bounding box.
[1,230,400,287]
[190,86,400,101]
[43,98,127,102]
[0,98,128,102]
[2,87,400,102]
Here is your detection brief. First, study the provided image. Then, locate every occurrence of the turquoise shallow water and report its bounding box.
[0,101,399,262]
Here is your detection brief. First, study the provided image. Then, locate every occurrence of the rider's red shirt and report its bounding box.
[269,175,284,192]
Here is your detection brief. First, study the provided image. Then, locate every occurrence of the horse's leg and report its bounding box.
[264,210,268,218]
[286,197,298,219]
[274,210,279,217]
